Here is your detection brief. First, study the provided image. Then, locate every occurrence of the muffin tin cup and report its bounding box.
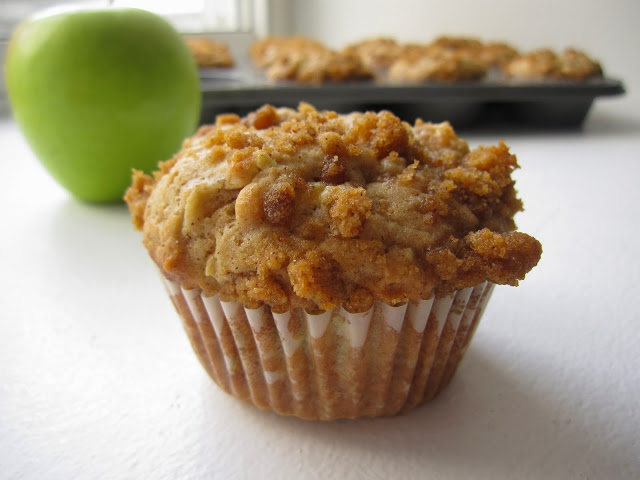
[199,68,625,128]
[161,274,494,421]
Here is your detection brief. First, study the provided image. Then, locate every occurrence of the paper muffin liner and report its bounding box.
[161,275,494,420]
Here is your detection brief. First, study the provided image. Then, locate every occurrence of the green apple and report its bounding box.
[5,6,201,202]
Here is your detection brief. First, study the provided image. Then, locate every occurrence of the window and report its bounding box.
[111,0,256,33]
[0,0,278,114]
[0,0,263,40]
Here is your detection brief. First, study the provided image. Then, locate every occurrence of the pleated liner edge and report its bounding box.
[162,276,494,420]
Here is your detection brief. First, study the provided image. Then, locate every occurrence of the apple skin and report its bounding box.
[5,7,201,202]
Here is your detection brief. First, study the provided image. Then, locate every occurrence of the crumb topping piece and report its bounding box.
[126,103,541,313]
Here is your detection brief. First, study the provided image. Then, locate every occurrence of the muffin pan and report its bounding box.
[199,66,625,129]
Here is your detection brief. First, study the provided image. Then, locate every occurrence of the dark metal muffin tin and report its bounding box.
[199,66,625,129]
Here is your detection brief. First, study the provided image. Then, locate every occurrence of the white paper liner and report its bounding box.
[161,275,494,420]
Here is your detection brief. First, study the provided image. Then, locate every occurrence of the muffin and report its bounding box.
[184,36,234,68]
[556,48,603,80]
[342,37,403,71]
[249,36,373,83]
[476,42,519,69]
[502,47,602,80]
[263,49,373,83]
[249,36,327,69]
[429,35,484,52]
[388,46,487,83]
[125,103,541,420]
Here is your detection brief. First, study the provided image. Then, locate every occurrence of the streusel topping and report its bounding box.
[126,103,541,313]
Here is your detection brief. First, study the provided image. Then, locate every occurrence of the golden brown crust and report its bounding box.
[390,36,517,76]
[477,42,519,68]
[342,37,403,70]
[249,36,327,68]
[264,50,373,83]
[502,48,559,79]
[126,103,541,313]
[387,47,488,83]
[557,48,603,80]
[502,48,602,80]
[184,36,234,68]
[429,35,484,51]
[125,170,153,230]
[249,36,373,83]
[249,35,601,84]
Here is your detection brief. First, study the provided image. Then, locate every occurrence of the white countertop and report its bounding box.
[1,99,639,480]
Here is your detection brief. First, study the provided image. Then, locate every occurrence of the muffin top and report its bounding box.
[502,48,602,80]
[184,36,234,68]
[249,36,327,69]
[126,103,541,313]
[342,37,403,70]
[476,42,519,68]
[387,48,488,83]
[249,36,373,83]
[262,49,373,83]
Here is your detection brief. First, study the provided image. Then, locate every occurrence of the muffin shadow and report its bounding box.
[210,346,632,478]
